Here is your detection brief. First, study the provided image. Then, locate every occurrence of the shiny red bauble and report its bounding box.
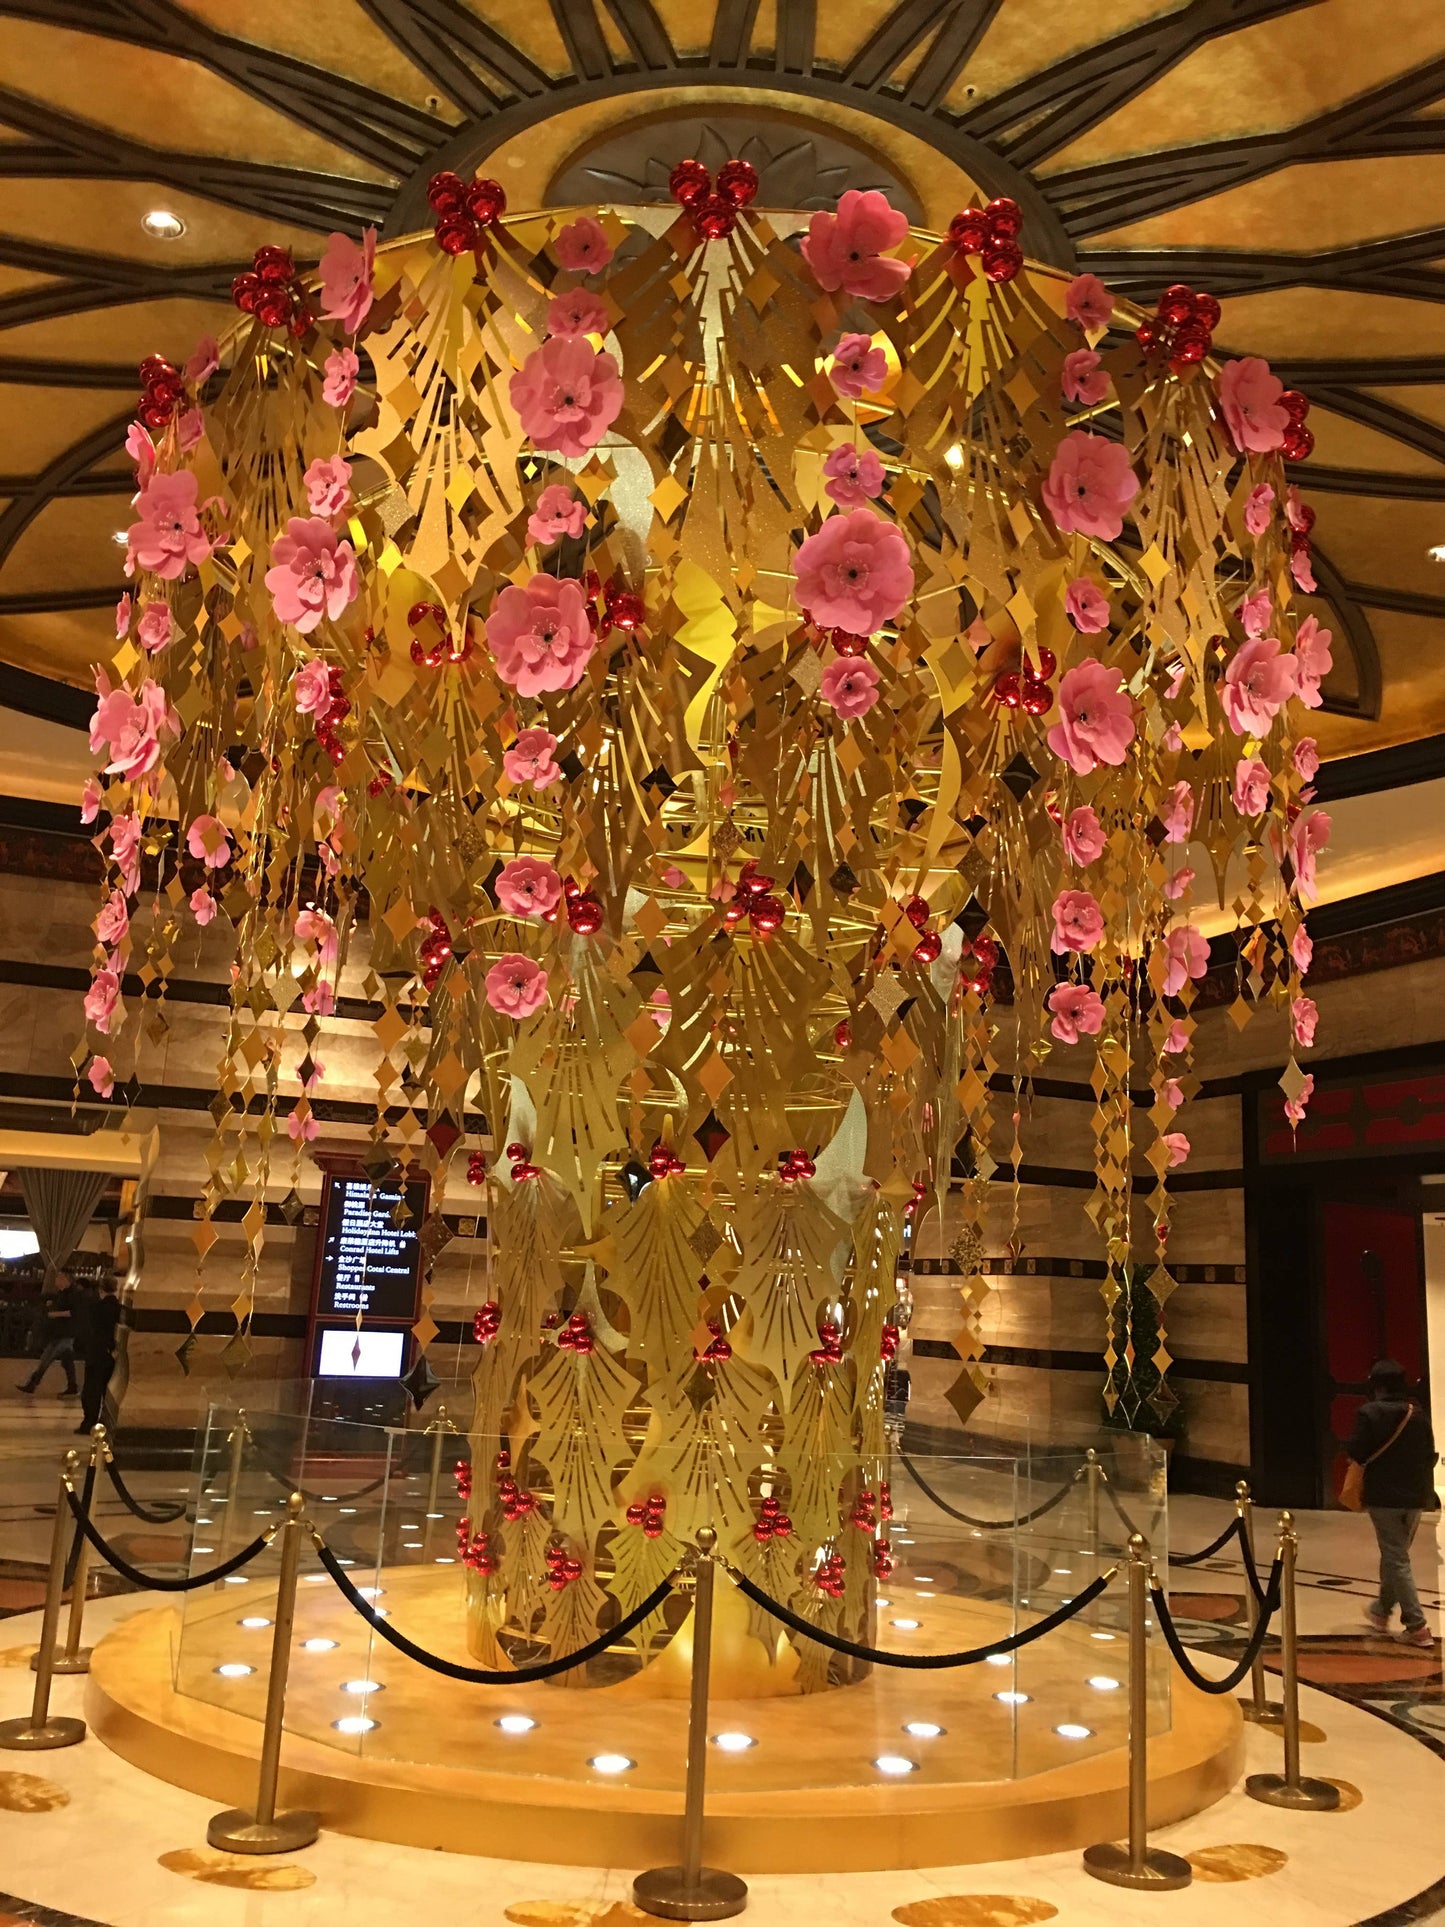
[992,669,1022,708]
[880,1325,900,1361]
[557,1311,595,1355]
[985,195,1023,238]
[947,209,991,255]
[434,213,476,256]
[668,158,711,208]
[1282,424,1315,461]
[1169,324,1211,366]
[814,1551,846,1597]
[427,171,465,213]
[454,1459,473,1498]
[565,888,604,935]
[1192,292,1222,331]
[693,194,736,239]
[648,1141,686,1180]
[748,893,786,936]
[1158,284,1196,327]
[716,158,759,206]
[472,1301,501,1343]
[465,177,506,225]
[903,895,930,930]
[254,288,293,329]
[982,241,1022,284]
[466,1151,487,1186]
[1019,672,1052,716]
[834,1019,853,1050]
[603,582,646,632]
[778,1148,816,1183]
[695,1318,732,1364]
[752,1495,792,1542]
[1280,389,1310,424]
[912,929,943,965]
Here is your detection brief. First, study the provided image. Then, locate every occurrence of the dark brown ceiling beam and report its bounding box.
[0,407,131,568]
[709,0,760,68]
[1285,464,1445,500]
[1273,357,1445,387]
[1303,385,1445,468]
[0,468,131,497]
[0,236,244,330]
[775,0,815,76]
[0,355,135,388]
[1308,543,1382,721]
[354,0,551,117]
[843,0,1001,108]
[1342,581,1445,619]
[602,0,676,72]
[1078,230,1445,305]
[0,584,120,614]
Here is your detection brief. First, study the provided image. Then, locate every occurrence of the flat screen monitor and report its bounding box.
[312,1174,427,1325]
[314,1326,407,1379]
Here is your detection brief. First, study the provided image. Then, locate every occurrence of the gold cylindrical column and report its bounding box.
[1082,1533,1191,1890]
[207,1492,320,1853]
[1246,1511,1339,1811]
[0,1452,87,1750]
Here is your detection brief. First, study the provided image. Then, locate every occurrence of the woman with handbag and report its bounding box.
[1344,1358,1439,1648]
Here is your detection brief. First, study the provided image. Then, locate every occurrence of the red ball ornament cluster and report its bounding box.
[880,1323,901,1362]
[456,1521,499,1573]
[453,1458,473,1500]
[419,907,452,989]
[752,1494,793,1542]
[427,171,506,255]
[545,1543,583,1591]
[778,1147,816,1184]
[1135,284,1221,372]
[1279,388,1314,461]
[313,668,350,766]
[137,355,185,431]
[810,1318,844,1366]
[496,1449,538,1522]
[647,1141,687,1180]
[466,1150,487,1186]
[408,600,472,667]
[504,1140,538,1181]
[694,1317,733,1364]
[872,1538,895,1579]
[879,1479,894,1522]
[668,157,759,242]
[472,1300,502,1344]
[557,1310,595,1355]
[563,879,605,935]
[834,1019,853,1050]
[814,1550,847,1598]
[947,197,1024,283]
[723,860,786,939]
[597,576,647,638]
[624,1493,667,1538]
[959,933,999,996]
[993,645,1056,717]
[850,1488,880,1531]
[232,246,313,334]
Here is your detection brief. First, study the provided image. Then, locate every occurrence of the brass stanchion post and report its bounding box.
[207,1493,320,1853]
[1084,1448,1103,1626]
[1246,1512,1339,1811]
[0,1451,87,1750]
[420,1402,453,1556]
[219,1407,248,1550]
[1236,1479,1282,1726]
[1083,1533,1191,1890]
[31,1426,107,1679]
[633,1529,748,1922]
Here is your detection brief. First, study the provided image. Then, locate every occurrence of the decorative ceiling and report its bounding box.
[0,0,1443,767]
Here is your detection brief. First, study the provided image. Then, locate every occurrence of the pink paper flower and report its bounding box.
[793,509,913,636]
[87,1056,115,1099]
[1221,634,1296,737]
[1042,431,1139,541]
[1051,889,1104,955]
[485,953,549,1020]
[819,656,881,719]
[293,658,333,715]
[84,968,120,1034]
[1292,995,1319,1047]
[1065,578,1110,634]
[94,889,129,949]
[1046,981,1105,1044]
[1163,1020,1190,1054]
[1047,658,1136,775]
[126,469,212,580]
[829,332,887,399]
[185,334,219,384]
[137,601,173,654]
[486,574,596,696]
[303,980,336,1016]
[177,407,204,452]
[1293,614,1333,708]
[496,857,562,919]
[1240,588,1272,639]
[1164,1078,1184,1111]
[802,191,912,302]
[304,455,352,520]
[294,907,338,965]
[1232,756,1272,817]
[1284,1073,1315,1126]
[317,227,376,333]
[526,484,587,546]
[1244,483,1275,536]
[822,443,885,507]
[115,592,132,640]
[109,813,142,894]
[1061,349,1109,406]
[1294,737,1320,783]
[547,287,610,339]
[1065,273,1113,331]
[1162,1131,1190,1168]
[287,1108,319,1145]
[190,886,217,926]
[1161,721,1183,753]
[503,727,562,789]
[186,813,232,869]
[1290,810,1331,900]
[1218,356,1289,454]
[89,672,176,784]
[265,518,358,634]
[511,335,622,458]
[1162,923,1208,996]
[302,1057,325,1093]
[1285,486,1311,534]
[554,215,613,273]
[1062,804,1105,867]
[125,422,156,488]
[1164,865,1195,901]
[1164,663,1186,701]
[1290,546,1317,594]
[1291,925,1313,974]
[322,347,360,408]
[80,775,103,826]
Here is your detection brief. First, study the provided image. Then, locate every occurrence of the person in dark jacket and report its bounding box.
[1347,1359,1440,1648]
[17,1272,79,1396]
[72,1277,120,1437]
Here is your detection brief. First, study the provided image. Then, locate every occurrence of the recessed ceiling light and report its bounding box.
[238,1616,272,1630]
[301,1638,338,1653]
[223,1575,249,1585]
[141,209,186,240]
[214,1662,253,1678]
[903,1721,944,1739]
[874,1754,918,1775]
[890,1617,920,1631]
[1088,1675,1121,1692]
[1056,1723,1093,1740]
[710,1731,756,1752]
[495,1714,536,1735]
[341,1679,383,1696]
[357,1587,385,1599]
[994,1690,1030,1706]
[984,1653,1011,1668]
[1429,543,1445,562]
[588,1752,634,1774]
[111,530,129,545]
[333,1714,378,1735]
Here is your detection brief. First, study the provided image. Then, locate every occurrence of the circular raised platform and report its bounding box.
[86,1569,1242,1873]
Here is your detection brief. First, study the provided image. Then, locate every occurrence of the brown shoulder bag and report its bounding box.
[1341,1406,1412,1512]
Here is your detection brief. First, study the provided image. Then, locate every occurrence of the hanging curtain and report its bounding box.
[19,1167,109,1282]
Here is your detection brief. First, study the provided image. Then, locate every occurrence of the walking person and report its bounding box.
[72,1276,121,1438]
[16,1271,79,1397]
[1348,1358,1439,1649]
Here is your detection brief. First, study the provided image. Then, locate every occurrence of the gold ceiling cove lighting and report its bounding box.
[88,185,1328,1688]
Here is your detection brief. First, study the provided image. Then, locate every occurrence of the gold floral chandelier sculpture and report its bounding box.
[82,163,1330,1681]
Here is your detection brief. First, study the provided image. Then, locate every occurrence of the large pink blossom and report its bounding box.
[1244,483,1275,536]
[115,592,132,640]
[511,335,622,458]
[1061,349,1109,406]
[526,484,587,546]
[1290,546,1317,594]
[503,727,562,789]
[554,215,613,273]
[126,469,211,580]
[486,574,596,696]
[191,886,217,927]
[293,658,333,715]
[80,775,103,826]
[84,969,120,1034]
[1046,658,1136,775]
[185,334,219,384]
[793,509,912,636]
[1162,1019,1190,1055]
[287,1108,319,1145]
[1285,486,1311,534]
[1284,1073,1315,1126]
[294,907,338,964]
[1065,578,1110,634]
[1065,273,1113,331]
[186,814,231,869]
[1162,923,1209,996]
[1047,981,1105,1044]
[1293,614,1333,708]
[1162,1131,1190,1168]
[137,602,173,655]
[1294,737,1320,783]
[94,889,129,949]
[88,1055,115,1099]
[304,455,352,520]
[1291,925,1313,975]
[1221,634,1296,737]
[318,228,376,333]
[547,287,610,339]
[1218,356,1290,454]
[1062,804,1105,867]
[323,347,359,408]
[486,953,549,1020]
[109,814,142,894]
[496,857,562,919]
[265,518,358,634]
[1290,810,1331,900]
[1232,757,1271,817]
[819,656,880,719]
[1164,865,1195,901]
[1051,889,1104,955]
[89,671,176,784]
[829,332,887,399]
[303,980,336,1016]
[802,191,911,302]
[1041,431,1139,541]
[1161,780,1193,844]
[125,423,156,488]
[822,443,885,507]
[1293,996,1319,1048]
[1240,588,1272,639]
[177,407,204,453]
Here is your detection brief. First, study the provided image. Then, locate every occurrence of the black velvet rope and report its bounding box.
[313,1535,675,1684]
[1102,1477,1145,1540]
[900,1452,1080,1530]
[1151,1560,1283,1695]
[105,1455,189,1525]
[63,1458,97,1591]
[64,1486,270,1592]
[727,1565,1113,1669]
[1167,1513,1245,1567]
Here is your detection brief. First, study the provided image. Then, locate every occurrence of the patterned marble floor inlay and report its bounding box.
[0,1775,67,1814]
[891,1901,1059,1926]
[1186,1843,1290,1882]
[503,1905,654,1926]
[1322,1779,1365,1810]
[156,1849,317,1891]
